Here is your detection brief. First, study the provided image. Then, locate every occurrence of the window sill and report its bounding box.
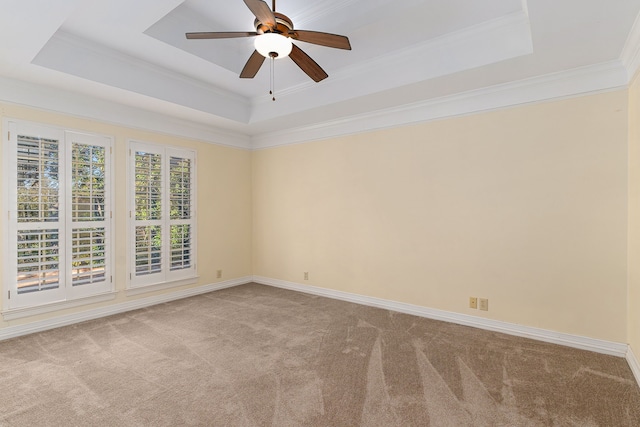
[125,276,199,297]
[2,291,118,321]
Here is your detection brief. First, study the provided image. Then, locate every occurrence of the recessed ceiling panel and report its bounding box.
[145,2,256,75]
[1,0,639,146]
[32,31,251,123]
[146,0,527,81]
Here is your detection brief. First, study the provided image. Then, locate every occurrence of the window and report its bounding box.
[129,141,196,288]
[4,121,113,310]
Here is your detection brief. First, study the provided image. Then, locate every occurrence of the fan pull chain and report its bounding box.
[270,56,276,101]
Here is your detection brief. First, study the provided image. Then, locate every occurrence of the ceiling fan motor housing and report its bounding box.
[186,0,349,82]
[255,12,293,35]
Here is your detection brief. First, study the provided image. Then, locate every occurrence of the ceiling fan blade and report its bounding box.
[243,0,276,30]
[290,30,351,50]
[289,44,328,82]
[186,32,258,39]
[240,50,266,78]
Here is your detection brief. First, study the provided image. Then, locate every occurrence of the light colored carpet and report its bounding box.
[0,283,638,426]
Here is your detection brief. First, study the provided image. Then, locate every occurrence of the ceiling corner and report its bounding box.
[621,9,640,82]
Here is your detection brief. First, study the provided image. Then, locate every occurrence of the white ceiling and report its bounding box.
[0,0,639,148]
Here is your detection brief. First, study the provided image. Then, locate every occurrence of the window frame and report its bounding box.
[2,120,115,312]
[128,140,197,290]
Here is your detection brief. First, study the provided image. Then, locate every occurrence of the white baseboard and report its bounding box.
[252,276,629,358]
[1,275,635,385]
[0,276,252,342]
[627,347,640,386]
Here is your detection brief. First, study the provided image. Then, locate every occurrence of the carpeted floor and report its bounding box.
[0,283,638,426]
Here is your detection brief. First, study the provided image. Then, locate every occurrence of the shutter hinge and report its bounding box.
[110,211,113,219]
[110,276,113,283]
[7,131,10,140]
[7,290,10,300]
[130,273,132,280]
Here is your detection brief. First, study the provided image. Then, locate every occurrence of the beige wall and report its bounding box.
[253,90,629,342]
[629,75,640,354]
[0,103,253,328]
[0,89,633,344]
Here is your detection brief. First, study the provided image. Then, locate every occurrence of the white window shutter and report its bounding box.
[129,142,196,288]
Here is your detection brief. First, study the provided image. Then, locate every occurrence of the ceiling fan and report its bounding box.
[185,0,351,83]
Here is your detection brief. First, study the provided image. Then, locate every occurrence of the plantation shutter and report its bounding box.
[168,150,194,274]
[66,132,112,299]
[12,126,66,307]
[130,142,195,288]
[5,122,113,310]
[132,143,164,286]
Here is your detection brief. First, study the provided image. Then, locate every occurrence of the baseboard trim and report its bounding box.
[252,276,629,358]
[627,347,640,386]
[1,276,632,368]
[0,276,252,342]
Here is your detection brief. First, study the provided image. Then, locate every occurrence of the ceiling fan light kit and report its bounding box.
[185,0,351,84]
[254,33,292,59]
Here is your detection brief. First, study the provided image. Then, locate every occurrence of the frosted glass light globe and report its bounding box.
[254,33,293,59]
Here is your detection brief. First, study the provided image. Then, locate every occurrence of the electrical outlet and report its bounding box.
[469,297,478,309]
[216,270,222,279]
[304,272,309,280]
[479,298,489,311]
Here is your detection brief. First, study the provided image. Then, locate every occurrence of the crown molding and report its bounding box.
[262,10,532,102]
[621,9,640,81]
[33,31,251,124]
[0,59,628,152]
[0,76,252,149]
[0,34,632,153]
[251,10,533,122]
[251,60,628,149]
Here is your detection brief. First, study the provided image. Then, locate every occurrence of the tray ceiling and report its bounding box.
[0,0,639,147]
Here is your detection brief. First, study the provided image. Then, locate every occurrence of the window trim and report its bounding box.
[127,140,197,290]
[6,123,67,309]
[2,291,117,321]
[2,119,115,312]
